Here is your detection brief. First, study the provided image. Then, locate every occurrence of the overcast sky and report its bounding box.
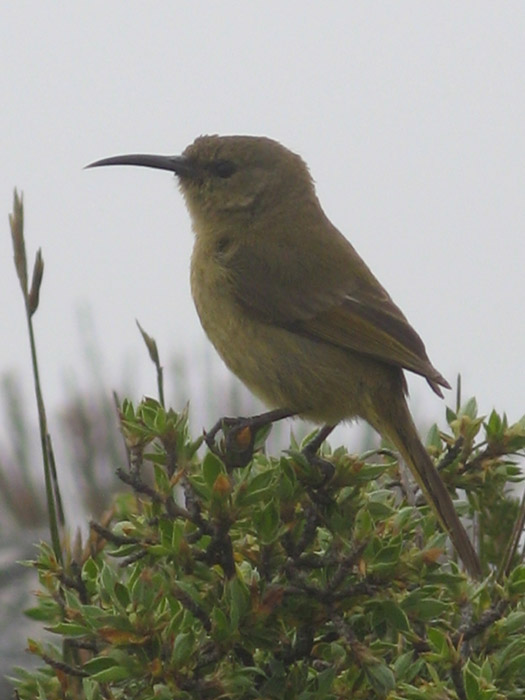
[2,3,525,452]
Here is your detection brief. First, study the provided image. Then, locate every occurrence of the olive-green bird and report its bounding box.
[88,135,481,578]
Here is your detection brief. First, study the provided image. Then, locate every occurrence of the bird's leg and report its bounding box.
[301,424,336,483]
[204,408,295,469]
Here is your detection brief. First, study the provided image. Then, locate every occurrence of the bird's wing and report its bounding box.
[296,295,449,395]
[225,232,449,395]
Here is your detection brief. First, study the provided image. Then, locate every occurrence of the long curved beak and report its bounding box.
[85,153,194,177]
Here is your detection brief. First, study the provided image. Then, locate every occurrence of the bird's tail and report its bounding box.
[374,398,482,579]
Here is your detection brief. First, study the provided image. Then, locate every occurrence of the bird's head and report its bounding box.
[87,134,315,233]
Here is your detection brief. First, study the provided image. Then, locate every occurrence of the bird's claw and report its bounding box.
[301,444,335,486]
[204,416,257,469]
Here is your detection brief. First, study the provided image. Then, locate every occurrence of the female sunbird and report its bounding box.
[88,135,481,578]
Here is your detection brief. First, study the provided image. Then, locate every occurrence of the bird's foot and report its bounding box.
[204,416,257,468]
[301,445,335,485]
[204,408,295,469]
[299,424,336,486]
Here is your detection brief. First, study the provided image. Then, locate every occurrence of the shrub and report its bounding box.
[11,397,525,699]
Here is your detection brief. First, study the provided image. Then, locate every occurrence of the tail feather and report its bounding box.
[376,402,481,578]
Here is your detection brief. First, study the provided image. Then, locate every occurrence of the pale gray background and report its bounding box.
[2,2,525,450]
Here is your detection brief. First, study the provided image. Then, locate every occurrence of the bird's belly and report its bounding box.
[190,258,393,425]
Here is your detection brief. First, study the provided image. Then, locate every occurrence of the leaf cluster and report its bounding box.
[11,398,525,699]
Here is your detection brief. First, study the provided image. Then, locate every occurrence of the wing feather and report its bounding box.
[222,221,449,395]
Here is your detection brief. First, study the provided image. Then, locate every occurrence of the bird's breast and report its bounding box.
[188,239,384,424]
[190,241,242,348]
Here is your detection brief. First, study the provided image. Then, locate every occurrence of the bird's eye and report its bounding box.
[210,160,237,179]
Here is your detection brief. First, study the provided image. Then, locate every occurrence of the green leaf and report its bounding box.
[496,611,525,635]
[367,500,394,519]
[426,423,443,450]
[82,557,100,582]
[89,665,130,683]
[256,500,280,544]
[464,662,482,700]
[100,561,118,594]
[228,577,249,630]
[354,507,373,538]
[82,678,101,700]
[353,463,391,482]
[479,658,493,684]
[211,606,230,642]
[202,451,225,488]
[83,656,120,674]
[508,565,525,595]
[446,405,457,425]
[494,637,525,676]
[402,593,448,621]
[153,462,170,491]
[485,410,503,440]
[25,600,61,622]
[372,539,402,565]
[365,660,395,695]
[502,652,525,679]
[393,651,424,683]
[376,600,410,631]
[427,626,448,656]
[113,582,130,609]
[171,631,194,665]
[47,622,90,637]
[253,421,273,450]
[461,397,478,419]
[175,580,203,609]
[315,667,336,693]
[83,655,133,683]
[235,469,275,507]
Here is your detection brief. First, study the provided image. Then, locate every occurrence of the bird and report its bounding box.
[87,134,481,578]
